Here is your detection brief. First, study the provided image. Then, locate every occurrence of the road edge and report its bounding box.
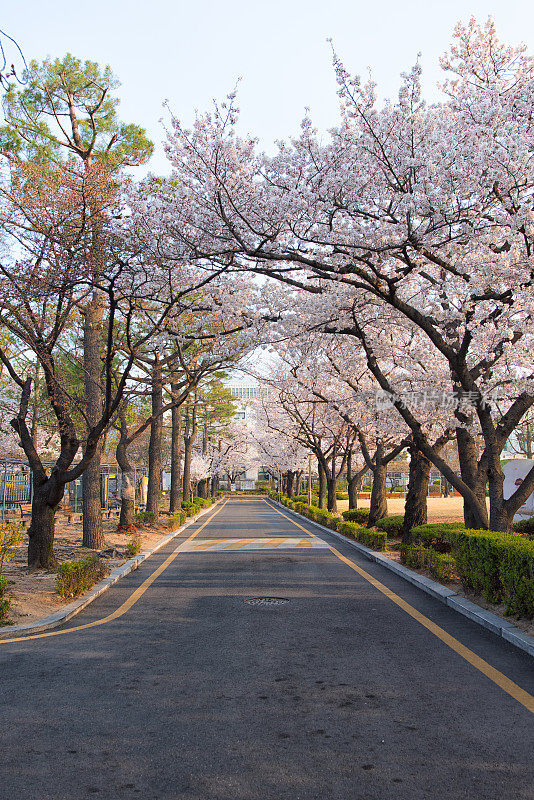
[268,499,534,658]
[0,501,223,640]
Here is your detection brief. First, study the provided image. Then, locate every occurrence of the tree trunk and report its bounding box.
[368,463,388,527]
[116,433,135,530]
[318,461,327,508]
[488,450,511,532]
[402,446,431,544]
[27,476,65,570]
[197,478,208,498]
[327,477,338,512]
[169,386,182,513]
[82,294,104,549]
[146,355,163,518]
[286,471,295,498]
[211,474,219,497]
[348,475,361,509]
[182,439,193,503]
[456,427,488,529]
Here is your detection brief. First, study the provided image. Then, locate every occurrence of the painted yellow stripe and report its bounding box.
[260,538,287,548]
[267,501,534,715]
[0,501,228,644]
[192,539,227,550]
[296,539,312,548]
[223,538,256,549]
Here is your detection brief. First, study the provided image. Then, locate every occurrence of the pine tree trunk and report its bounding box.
[402,447,431,543]
[146,355,163,518]
[82,294,104,549]
[169,387,182,513]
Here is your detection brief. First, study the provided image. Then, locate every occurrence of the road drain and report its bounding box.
[245,597,290,606]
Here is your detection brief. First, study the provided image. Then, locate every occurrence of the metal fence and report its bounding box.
[0,462,148,520]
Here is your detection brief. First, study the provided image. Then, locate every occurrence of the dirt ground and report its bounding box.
[337,495,488,523]
[2,514,171,628]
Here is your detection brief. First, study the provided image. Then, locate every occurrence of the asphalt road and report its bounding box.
[1,498,533,800]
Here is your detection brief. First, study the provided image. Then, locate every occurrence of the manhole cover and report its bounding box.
[245,597,290,606]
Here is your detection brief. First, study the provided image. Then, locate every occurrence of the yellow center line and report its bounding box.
[267,500,534,715]
[1,501,228,644]
[223,538,256,549]
[192,539,227,550]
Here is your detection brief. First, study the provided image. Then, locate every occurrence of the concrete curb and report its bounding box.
[0,501,223,639]
[269,500,534,658]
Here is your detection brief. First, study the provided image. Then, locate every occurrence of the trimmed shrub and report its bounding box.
[135,510,156,525]
[181,501,201,516]
[338,521,386,551]
[336,492,349,500]
[375,515,404,537]
[342,508,370,524]
[411,522,534,617]
[401,544,456,583]
[56,556,107,600]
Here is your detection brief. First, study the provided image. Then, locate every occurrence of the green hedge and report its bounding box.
[338,521,387,551]
[375,515,404,537]
[411,522,534,617]
[400,544,456,582]
[342,508,370,524]
[168,511,187,528]
[56,556,107,601]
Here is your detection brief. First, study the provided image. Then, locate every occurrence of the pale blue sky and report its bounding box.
[2,0,531,174]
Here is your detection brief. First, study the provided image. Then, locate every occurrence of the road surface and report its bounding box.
[1,498,533,800]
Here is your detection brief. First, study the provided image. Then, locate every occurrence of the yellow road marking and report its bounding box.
[223,538,256,549]
[192,539,227,550]
[297,539,312,548]
[268,501,534,714]
[260,538,287,548]
[0,501,228,644]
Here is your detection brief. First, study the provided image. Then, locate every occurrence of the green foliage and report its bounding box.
[168,511,187,529]
[181,501,201,516]
[0,576,12,624]
[514,517,534,537]
[336,492,349,500]
[339,521,387,551]
[0,521,24,575]
[293,493,319,505]
[342,508,370,524]
[411,522,534,617]
[125,532,142,558]
[135,510,156,525]
[375,515,404,537]
[2,54,153,167]
[56,556,107,600]
[400,544,456,583]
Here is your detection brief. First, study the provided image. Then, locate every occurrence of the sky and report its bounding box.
[1,0,531,176]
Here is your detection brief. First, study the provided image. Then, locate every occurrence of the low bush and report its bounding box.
[56,556,107,601]
[135,510,156,525]
[411,522,534,617]
[0,575,11,624]
[181,501,201,516]
[338,521,387,551]
[125,532,142,557]
[342,508,370,524]
[375,515,404,537]
[400,544,456,583]
[168,511,187,528]
[336,492,349,500]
